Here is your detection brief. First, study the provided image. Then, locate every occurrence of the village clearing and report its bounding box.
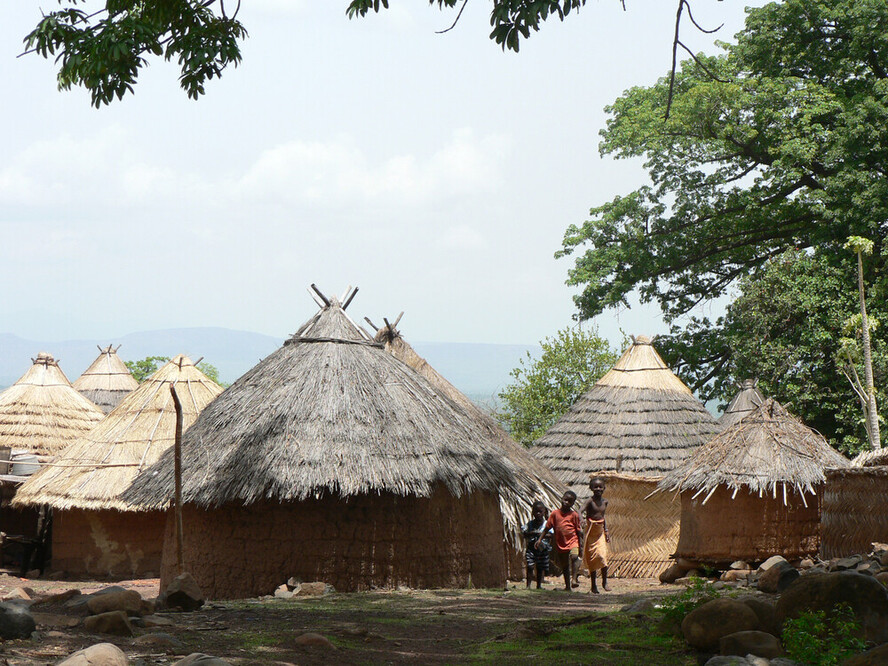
[0,574,692,665]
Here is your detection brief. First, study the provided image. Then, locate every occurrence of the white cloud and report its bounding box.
[439,224,487,251]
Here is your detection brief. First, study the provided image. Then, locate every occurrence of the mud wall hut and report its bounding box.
[123,288,544,599]
[0,353,104,565]
[370,315,566,579]
[14,355,223,578]
[659,399,849,564]
[532,335,721,578]
[821,449,888,559]
[73,345,139,414]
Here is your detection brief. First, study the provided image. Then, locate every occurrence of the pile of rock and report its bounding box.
[664,565,888,665]
[272,578,334,600]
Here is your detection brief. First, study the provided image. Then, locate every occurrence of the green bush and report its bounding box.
[657,578,724,626]
[781,604,866,666]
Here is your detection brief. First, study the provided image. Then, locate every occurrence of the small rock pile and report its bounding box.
[271,577,334,600]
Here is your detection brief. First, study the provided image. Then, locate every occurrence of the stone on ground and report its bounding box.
[0,602,36,639]
[174,654,233,665]
[159,572,204,611]
[86,589,143,616]
[757,561,800,593]
[57,642,128,666]
[739,597,777,635]
[719,630,783,658]
[82,610,134,637]
[293,632,337,648]
[133,631,185,651]
[682,598,760,651]
[758,556,788,572]
[841,642,888,666]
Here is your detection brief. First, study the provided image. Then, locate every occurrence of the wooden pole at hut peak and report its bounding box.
[169,384,186,573]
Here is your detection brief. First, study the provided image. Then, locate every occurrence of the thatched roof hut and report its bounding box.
[719,379,765,427]
[370,315,566,578]
[13,355,223,578]
[0,353,104,458]
[532,335,721,577]
[822,446,888,559]
[123,288,543,598]
[73,345,139,414]
[659,399,849,564]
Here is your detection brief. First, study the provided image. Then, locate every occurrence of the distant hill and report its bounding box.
[0,329,537,403]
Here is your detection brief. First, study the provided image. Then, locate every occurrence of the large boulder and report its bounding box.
[841,642,888,666]
[86,589,143,616]
[158,572,204,612]
[719,630,783,658]
[0,602,36,639]
[682,598,760,651]
[740,598,778,635]
[758,562,800,593]
[776,571,888,644]
[82,610,134,637]
[57,642,128,666]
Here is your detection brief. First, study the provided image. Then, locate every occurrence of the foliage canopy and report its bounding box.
[125,355,225,386]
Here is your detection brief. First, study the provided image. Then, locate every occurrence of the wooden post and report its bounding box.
[169,384,185,574]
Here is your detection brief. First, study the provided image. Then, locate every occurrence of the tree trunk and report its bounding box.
[857,251,881,449]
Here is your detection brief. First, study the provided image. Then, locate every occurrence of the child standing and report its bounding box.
[581,476,610,593]
[521,500,552,589]
[537,491,583,591]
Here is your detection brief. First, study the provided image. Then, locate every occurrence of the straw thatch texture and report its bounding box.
[372,321,566,548]
[595,472,681,578]
[124,302,542,509]
[73,345,139,414]
[851,448,888,467]
[14,355,223,511]
[0,353,104,457]
[719,379,765,427]
[533,336,721,488]
[659,399,850,500]
[821,466,888,559]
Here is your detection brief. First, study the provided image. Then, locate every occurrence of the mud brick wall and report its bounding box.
[675,485,821,564]
[52,508,165,578]
[160,485,506,599]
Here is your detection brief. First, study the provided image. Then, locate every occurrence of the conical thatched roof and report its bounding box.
[73,345,140,414]
[371,315,567,536]
[123,293,545,510]
[14,355,223,511]
[719,379,765,427]
[851,447,888,467]
[0,353,104,457]
[532,335,721,485]
[658,398,850,503]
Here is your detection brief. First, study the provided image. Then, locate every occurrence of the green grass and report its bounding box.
[474,612,695,665]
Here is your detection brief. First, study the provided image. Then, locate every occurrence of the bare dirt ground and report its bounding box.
[0,572,681,665]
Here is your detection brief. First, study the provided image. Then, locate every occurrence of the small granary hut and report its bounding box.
[0,353,104,568]
[369,314,566,577]
[821,448,888,559]
[658,398,850,565]
[14,355,223,578]
[719,379,765,427]
[73,345,140,414]
[532,335,721,577]
[123,287,544,599]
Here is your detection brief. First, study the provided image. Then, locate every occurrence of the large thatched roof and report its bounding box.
[73,345,140,414]
[658,398,850,503]
[14,355,223,511]
[532,335,721,486]
[719,379,765,427]
[370,315,567,536]
[123,293,546,510]
[0,353,104,457]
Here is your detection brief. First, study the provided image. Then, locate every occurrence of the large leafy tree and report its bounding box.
[125,355,226,386]
[497,326,619,446]
[656,250,886,455]
[559,0,888,322]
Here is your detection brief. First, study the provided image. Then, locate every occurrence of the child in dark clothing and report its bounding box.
[521,500,552,589]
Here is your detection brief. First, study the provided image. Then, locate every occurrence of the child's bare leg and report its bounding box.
[535,565,544,589]
[601,566,610,591]
[561,558,571,591]
[589,570,599,594]
[570,554,581,587]
[526,565,533,588]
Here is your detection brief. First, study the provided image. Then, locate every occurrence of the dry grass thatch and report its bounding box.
[14,355,223,511]
[371,316,566,542]
[123,295,550,510]
[658,398,849,503]
[719,379,765,428]
[851,447,888,467]
[73,345,140,414]
[822,465,888,558]
[532,335,721,486]
[0,353,104,457]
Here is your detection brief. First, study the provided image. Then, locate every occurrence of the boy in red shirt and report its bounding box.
[537,490,583,591]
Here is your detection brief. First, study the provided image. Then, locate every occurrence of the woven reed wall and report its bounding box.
[51,508,165,578]
[595,473,679,578]
[822,467,888,559]
[674,485,820,564]
[160,485,506,599]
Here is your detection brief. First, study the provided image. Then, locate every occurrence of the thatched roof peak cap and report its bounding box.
[289,293,377,345]
[594,335,692,394]
[34,352,59,366]
[740,378,758,389]
[632,334,653,345]
[658,397,850,502]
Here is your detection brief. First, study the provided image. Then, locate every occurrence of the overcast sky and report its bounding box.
[2,1,753,347]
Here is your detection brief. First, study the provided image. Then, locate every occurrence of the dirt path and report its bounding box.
[0,573,679,665]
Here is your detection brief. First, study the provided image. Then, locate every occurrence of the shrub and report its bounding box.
[781,603,866,666]
[657,578,724,626]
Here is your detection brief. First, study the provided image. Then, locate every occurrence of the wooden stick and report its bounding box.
[170,383,185,575]
[342,286,359,311]
[393,311,404,328]
[310,284,330,306]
